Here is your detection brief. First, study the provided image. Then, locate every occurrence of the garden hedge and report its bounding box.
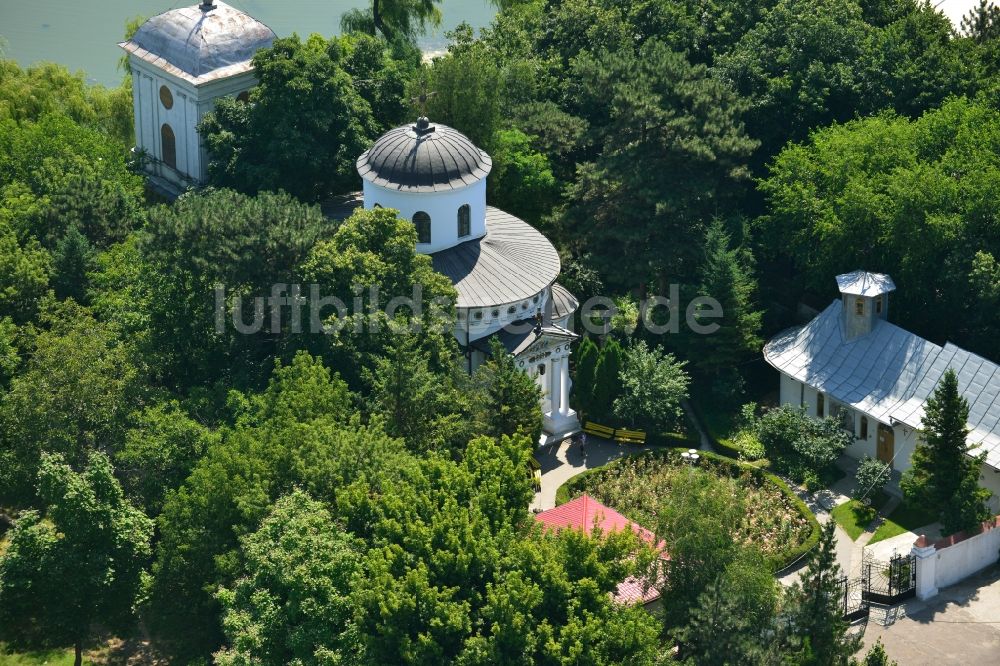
[553,447,821,572]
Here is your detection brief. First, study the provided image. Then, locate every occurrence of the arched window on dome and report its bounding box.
[413,212,431,244]
[458,204,471,238]
[161,123,177,169]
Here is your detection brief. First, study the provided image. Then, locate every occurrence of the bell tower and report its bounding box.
[836,270,895,341]
[119,1,275,196]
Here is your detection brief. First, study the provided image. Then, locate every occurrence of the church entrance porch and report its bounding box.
[514,328,580,446]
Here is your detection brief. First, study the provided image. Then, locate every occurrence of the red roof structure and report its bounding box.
[534,494,667,605]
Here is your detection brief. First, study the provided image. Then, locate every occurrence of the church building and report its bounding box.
[119,2,581,443]
[119,1,275,196]
[764,270,1000,511]
[347,117,581,443]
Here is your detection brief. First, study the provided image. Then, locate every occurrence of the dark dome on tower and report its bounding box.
[357,118,492,193]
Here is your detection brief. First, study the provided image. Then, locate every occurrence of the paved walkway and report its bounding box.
[862,565,1000,664]
[532,407,714,513]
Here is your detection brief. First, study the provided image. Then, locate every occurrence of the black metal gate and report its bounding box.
[838,575,869,621]
[863,552,916,605]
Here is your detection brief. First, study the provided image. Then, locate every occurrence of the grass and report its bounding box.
[0,646,76,666]
[830,492,891,541]
[869,500,938,545]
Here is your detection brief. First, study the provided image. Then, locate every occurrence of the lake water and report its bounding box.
[0,0,497,88]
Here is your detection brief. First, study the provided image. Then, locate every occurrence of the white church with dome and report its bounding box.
[120,1,581,442]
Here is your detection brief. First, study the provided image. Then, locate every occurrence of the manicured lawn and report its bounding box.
[869,500,938,545]
[830,492,890,541]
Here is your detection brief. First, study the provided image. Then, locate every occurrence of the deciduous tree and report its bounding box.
[0,452,153,666]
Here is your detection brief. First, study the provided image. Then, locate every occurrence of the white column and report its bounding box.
[550,359,561,414]
[559,356,570,416]
[911,536,938,601]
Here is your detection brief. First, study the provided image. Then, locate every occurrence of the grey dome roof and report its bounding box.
[120,2,275,84]
[357,118,492,193]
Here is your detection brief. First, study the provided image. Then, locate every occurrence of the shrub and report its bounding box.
[854,456,891,501]
[757,405,851,481]
[735,430,766,461]
[613,340,689,433]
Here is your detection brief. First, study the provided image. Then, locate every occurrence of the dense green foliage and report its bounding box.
[901,369,991,535]
[0,452,152,666]
[753,405,853,481]
[854,456,891,502]
[0,1,992,662]
[613,340,690,433]
[200,34,412,201]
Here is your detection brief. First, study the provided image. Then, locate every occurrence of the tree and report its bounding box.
[854,456,891,502]
[572,335,599,416]
[365,328,469,454]
[781,520,861,664]
[758,98,1000,360]
[50,223,94,304]
[140,189,331,393]
[962,1,1000,42]
[114,401,214,515]
[341,0,442,45]
[613,340,690,434]
[678,547,779,665]
[487,128,559,224]
[862,638,898,666]
[470,337,542,445]
[560,40,757,289]
[655,468,748,633]
[688,218,763,386]
[0,217,50,322]
[0,300,140,505]
[755,405,852,481]
[0,317,17,388]
[901,368,991,535]
[591,338,624,420]
[199,35,380,201]
[215,490,364,666]
[0,452,153,666]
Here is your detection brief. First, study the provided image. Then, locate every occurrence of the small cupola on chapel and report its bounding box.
[836,270,895,341]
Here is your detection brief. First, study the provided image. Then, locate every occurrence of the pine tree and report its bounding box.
[51,225,93,304]
[962,0,1000,42]
[690,219,762,382]
[471,338,542,445]
[591,338,624,421]
[862,638,897,666]
[782,521,860,665]
[572,335,599,416]
[901,369,991,535]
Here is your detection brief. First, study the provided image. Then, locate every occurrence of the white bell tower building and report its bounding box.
[119,1,275,196]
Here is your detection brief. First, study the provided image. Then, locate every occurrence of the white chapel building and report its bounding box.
[764,270,1000,510]
[337,117,582,442]
[119,1,275,195]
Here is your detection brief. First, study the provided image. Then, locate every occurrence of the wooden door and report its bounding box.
[877,424,894,464]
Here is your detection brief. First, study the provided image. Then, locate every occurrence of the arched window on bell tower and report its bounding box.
[161,123,177,169]
[458,204,471,238]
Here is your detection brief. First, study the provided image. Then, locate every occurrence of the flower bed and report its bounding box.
[555,448,819,570]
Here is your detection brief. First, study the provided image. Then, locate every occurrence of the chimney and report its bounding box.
[835,271,895,341]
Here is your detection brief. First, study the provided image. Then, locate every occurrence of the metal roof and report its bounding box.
[550,283,580,320]
[431,207,561,308]
[473,323,577,356]
[119,2,275,85]
[836,270,896,297]
[764,300,1000,469]
[356,119,492,193]
[321,196,561,310]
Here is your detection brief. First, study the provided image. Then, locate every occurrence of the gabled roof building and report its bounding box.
[764,271,1000,510]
